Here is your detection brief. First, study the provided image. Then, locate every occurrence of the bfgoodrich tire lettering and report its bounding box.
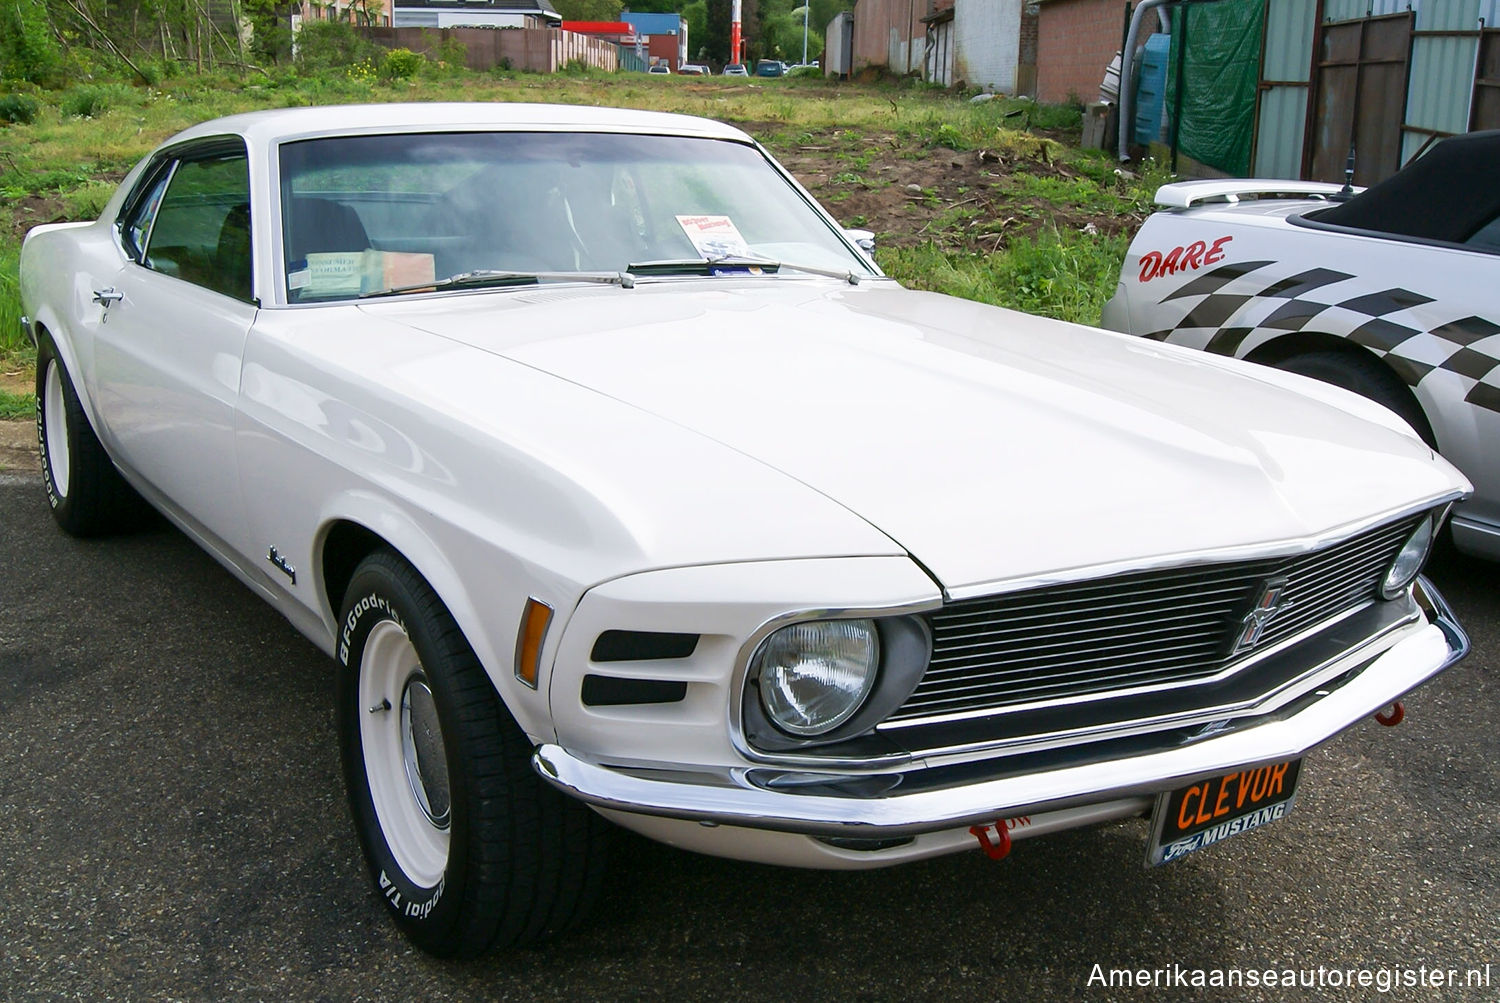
[34,332,148,536]
[336,550,607,956]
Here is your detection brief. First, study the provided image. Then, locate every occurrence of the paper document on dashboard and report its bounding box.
[676,215,751,259]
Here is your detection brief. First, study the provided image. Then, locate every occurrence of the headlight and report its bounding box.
[1381,514,1438,599]
[754,618,879,736]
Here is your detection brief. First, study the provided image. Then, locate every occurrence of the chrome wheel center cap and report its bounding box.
[400,677,451,829]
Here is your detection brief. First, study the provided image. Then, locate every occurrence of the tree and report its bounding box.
[551,0,624,19]
[681,0,707,60]
[703,0,729,64]
[0,0,63,83]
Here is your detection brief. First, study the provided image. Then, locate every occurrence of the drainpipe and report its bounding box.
[1117,0,1173,161]
[1117,0,1233,162]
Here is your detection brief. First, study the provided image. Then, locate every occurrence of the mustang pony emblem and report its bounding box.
[1235,577,1293,652]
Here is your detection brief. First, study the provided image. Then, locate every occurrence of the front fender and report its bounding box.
[312,492,574,745]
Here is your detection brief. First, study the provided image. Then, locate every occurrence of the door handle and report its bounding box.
[92,287,123,306]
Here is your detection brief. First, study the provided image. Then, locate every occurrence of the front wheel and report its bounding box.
[336,550,607,956]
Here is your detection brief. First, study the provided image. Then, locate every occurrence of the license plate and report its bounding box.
[1147,759,1301,866]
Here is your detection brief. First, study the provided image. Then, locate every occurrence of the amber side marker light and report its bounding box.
[515,597,554,689]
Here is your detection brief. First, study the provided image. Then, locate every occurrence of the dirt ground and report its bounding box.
[0,418,35,473]
[761,124,1146,253]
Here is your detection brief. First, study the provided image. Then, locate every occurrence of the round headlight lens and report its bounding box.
[755,618,880,736]
[1381,515,1437,599]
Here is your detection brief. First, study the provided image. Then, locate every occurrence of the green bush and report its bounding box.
[295,19,381,73]
[0,93,40,125]
[61,85,110,118]
[432,37,469,72]
[380,47,424,81]
[0,1,62,85]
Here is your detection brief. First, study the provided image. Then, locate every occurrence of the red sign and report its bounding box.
[1139,235,1232,283]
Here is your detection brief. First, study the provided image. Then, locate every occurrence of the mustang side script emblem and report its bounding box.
[1235,577,1293,652]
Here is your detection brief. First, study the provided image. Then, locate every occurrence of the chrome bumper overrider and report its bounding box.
[532,577,1468,839]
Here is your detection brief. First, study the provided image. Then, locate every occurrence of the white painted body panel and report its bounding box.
[385,280,1464,593]
[93,266,256,554]
[1105,200,1500,560]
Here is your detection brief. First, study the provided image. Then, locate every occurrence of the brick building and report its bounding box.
[849,0,1037,94]
[1035,0,1153,106]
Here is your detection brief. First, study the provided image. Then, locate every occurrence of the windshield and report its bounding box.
[277,130,873,302]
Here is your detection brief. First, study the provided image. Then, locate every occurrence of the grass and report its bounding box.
[0,388,35,420]
[880,228,1131,326]
[0,244,23,362]
[0,67,1156,409]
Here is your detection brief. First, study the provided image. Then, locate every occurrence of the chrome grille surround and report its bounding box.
[884,515,1423,728]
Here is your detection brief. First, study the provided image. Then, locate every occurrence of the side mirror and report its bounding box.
[843,228,876,257]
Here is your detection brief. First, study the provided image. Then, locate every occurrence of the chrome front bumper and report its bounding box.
[532,577,1468,839]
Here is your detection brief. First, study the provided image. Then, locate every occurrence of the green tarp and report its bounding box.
[1165,0,1265,176]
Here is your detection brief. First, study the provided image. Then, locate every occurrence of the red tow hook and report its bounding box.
[969,822,1012,861]
[1375,701,1405,727]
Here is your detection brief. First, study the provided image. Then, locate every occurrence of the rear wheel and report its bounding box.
[34,334,148,536]
[1274,350,1436,447]
[336,550,607,956]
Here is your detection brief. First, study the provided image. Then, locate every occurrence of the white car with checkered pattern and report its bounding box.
[1103,130,1500,561]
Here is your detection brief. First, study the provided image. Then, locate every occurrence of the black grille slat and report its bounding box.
[926,629,1227,674]
[911,644,1226,697]
[930,578,1254,624]
[891,516,1423,724]
[931,595,1248,643]
[907,657,1224,707]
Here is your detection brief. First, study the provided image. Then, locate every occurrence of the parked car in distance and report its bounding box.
[755,59,786,77]
[646,63,670,75]
[19,102,1471,959]
[722,62,748,76]
[678,63,708,75]
[1103,129,1500,562]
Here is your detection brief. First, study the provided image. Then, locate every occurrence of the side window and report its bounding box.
[120,167,172,261]
[140,150,253,302]
[1466,214,1500,253]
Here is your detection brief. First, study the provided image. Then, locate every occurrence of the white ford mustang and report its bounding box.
[19,103,1472,956]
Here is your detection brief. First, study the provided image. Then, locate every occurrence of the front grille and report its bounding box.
[887,515,1422,725]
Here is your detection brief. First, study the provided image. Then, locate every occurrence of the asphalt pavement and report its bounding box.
[1,454,1496,1001]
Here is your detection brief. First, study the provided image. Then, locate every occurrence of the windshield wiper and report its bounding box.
[626,255,871,285]
[360,268,634,299]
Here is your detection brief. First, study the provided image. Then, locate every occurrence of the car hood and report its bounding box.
[374,280,1467,594]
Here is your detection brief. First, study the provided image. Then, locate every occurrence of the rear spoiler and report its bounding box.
[1154,179,1357,209]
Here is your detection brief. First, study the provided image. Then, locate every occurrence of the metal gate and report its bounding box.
[1305,12,1413,184]
[1252,0,1315,178]
[1475,28,1500,128]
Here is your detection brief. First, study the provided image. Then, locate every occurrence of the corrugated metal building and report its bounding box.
[1146,0,1500,182]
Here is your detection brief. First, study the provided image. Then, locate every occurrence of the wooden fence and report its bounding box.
[363,26,619,74]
